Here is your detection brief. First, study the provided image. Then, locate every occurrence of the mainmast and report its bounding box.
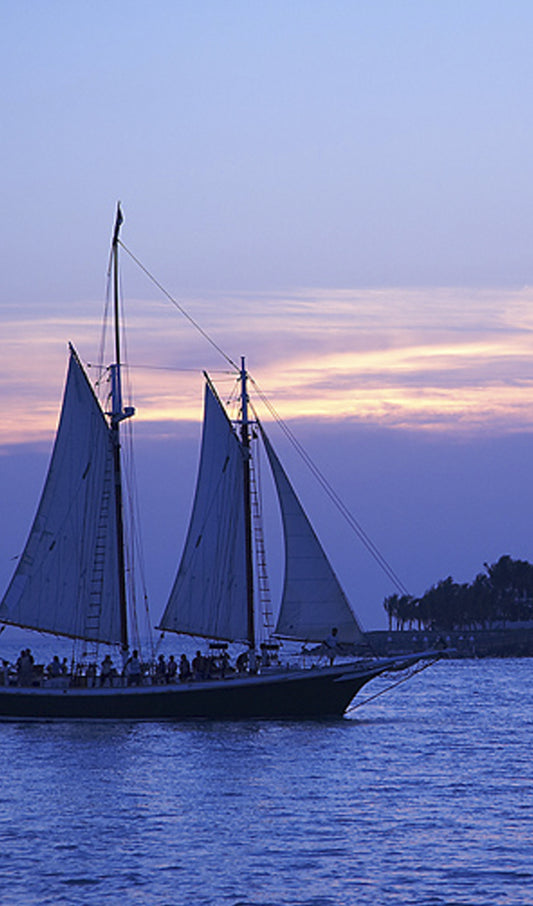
[240,357,255,649]
[109,203,134,654]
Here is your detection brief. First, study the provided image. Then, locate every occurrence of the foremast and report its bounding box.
[240,357,256,650]
[109,204,135,655]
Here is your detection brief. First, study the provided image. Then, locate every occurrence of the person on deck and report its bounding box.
[86,662,97,687]
[47,656,62,678]
[324,627,339,666]
[236,650,248,673]
[167,655,178,682]
[100,654,113,686]
[155,654,167,684]
[192,650,205,680]
[179,654,191,682]
[220,649,231,677]
[125,649,142,686]
[16,649,34,686]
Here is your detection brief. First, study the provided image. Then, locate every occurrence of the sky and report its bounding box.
[1,1,533,636]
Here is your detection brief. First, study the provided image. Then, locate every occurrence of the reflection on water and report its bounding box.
[0,660,531,905]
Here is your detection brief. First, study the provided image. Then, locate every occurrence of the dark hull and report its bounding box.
[0,661,389,721]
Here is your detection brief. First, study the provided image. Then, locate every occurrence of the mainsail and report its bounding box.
[0,347,123,644]
[159,380,250,641]
[260,426,363,644]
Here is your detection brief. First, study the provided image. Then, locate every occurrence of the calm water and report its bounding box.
[0,659,531,906]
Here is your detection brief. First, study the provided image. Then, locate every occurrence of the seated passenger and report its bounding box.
[205,655,218,678]
[220,649,231,677]
[236,650,248,673]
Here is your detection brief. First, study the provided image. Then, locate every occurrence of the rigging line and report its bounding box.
[111,365,233,373]
[345,656,441,713]
[95,268,113,391]
[249,377,411,597]
[253,385,409,595]
[117,239,240,373]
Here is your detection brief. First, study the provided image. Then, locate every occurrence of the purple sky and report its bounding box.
[1,2,533,632]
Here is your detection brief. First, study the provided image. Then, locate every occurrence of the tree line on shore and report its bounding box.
[383,555,533,631]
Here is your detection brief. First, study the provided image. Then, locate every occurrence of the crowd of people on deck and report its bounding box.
[1,643,285,688]
[1,629,342,689]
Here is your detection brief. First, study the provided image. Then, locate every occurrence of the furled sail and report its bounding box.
[0,347,123,644]
[159,379,249,641]
[260,426,363,643]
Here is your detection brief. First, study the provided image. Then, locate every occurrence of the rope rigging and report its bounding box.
[345,655,442,713]
[118,239,240,373]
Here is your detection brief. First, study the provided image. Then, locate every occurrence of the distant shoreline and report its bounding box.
[366,627,533,658]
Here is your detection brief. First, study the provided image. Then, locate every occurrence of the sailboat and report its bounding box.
[0,207,435,720]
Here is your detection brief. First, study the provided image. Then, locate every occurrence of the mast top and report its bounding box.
[112,202,124,248]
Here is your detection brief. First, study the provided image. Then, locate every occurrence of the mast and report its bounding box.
[240,356,255,648]
[109,203,134,654]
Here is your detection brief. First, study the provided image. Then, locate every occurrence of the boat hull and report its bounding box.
[0,661,388,720]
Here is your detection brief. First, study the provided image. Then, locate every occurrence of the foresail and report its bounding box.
[159,380,249,641]
[260,425,363,643]
[0,348,124,645]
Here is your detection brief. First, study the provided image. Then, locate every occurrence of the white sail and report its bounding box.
[159,380,250,641]
[260,426,364,643]
[0,348,123,644]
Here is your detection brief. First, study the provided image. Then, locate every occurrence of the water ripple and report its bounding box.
[0,660,532,905]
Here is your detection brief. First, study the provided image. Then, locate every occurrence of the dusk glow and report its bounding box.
[2,285,533,445]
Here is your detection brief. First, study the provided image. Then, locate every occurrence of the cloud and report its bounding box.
[2,285,533,446]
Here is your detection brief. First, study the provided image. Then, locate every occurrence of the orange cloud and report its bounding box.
[2,286,533,446]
